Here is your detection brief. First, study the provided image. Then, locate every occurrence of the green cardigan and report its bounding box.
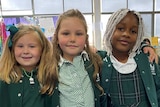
[0,70,45,107]
[99,51,160,107]
[45,59,102,107]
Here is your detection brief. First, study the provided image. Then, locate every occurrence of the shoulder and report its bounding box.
[134,52,150,65]
[96,50,107,59]
[0,80,7,86]
[135,52,149,59]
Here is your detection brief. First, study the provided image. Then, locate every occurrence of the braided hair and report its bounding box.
[103,8,144,57]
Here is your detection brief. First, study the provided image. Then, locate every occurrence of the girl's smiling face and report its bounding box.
[14,32,42,71]
[57,17,87,61]
[111,13,138,55]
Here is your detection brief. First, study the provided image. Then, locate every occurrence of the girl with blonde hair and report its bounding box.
[0,24,55,107]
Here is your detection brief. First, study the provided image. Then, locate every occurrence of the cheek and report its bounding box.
[14,48,21,57]
[79,41,86,46]
[132,36,138,44]
[34,48,42,57]
[77,37,86,47]
[78,38,86,44]
[57,35,66,45]
[58,39,67,49]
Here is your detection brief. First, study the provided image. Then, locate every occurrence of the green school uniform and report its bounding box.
[45,54,102,107]
[99,51,160,107]
[0,69,45,107]
[58,56,95,106]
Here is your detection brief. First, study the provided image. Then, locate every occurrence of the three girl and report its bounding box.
[1,9,158,107]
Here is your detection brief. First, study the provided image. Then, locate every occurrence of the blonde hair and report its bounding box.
[103,8,144,57]
[0,24,56,94]
[45,9,104,95]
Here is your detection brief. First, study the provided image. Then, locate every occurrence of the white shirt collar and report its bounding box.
[110,55,137,74]
[58,50,90,67]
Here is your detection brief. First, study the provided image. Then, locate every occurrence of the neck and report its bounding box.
[20,66,37,72]
[112,51,129,63]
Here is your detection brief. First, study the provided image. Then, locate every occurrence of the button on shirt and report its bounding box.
[58,52,94,107]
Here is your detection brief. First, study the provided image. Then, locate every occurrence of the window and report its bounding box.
[128,0,153,11]
[101,0,127,12]
[34,0,63,14]
[1,0,32,16]
[155,14,160,36]
[64,0,92,13]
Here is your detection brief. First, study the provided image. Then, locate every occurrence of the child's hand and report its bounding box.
[143,47,157,63]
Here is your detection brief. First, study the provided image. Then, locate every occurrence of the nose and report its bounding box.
[23,47,29,54]
[122,30,130,37]
[70,35,76,42]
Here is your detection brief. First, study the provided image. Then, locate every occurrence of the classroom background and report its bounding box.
[0,0,160,55]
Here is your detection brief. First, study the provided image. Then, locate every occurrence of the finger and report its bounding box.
[148,53,156,63]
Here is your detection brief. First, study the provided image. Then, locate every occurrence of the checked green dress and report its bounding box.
[109,67,151,107]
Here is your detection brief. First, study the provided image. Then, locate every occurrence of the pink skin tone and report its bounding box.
[14,32,42,72]
[57,17,87,62]
[111,13,138,63]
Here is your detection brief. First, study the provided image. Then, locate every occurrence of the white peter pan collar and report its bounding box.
[110,55,137,74]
